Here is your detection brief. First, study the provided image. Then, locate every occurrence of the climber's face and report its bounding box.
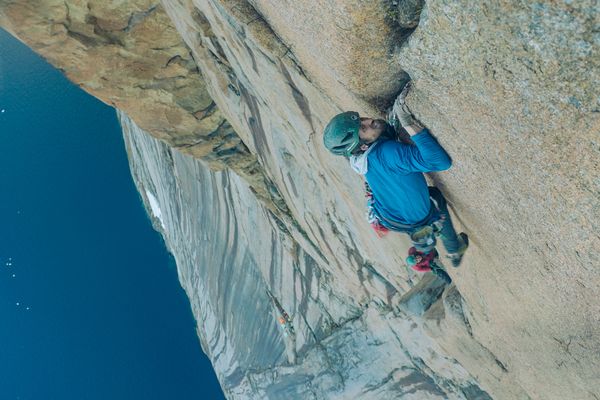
[359,117,386,144]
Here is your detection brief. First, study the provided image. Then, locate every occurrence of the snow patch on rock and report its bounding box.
[145,190,166,230]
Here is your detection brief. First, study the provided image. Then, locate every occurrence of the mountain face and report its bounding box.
[2,1,598,399]
[121,112,486,399]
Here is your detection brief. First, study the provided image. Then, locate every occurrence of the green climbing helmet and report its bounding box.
[323,111,360,156]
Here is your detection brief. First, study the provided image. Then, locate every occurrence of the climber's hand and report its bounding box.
[393,82,423,135]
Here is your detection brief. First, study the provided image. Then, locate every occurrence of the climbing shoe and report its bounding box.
[447,232,469,268]
[432,267,452,284]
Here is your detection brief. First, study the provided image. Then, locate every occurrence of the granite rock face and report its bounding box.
[398,2,600,399]
[159,1,599,398]
[157,2,600,397]
[121,113,487,399]
[2,0,599,399]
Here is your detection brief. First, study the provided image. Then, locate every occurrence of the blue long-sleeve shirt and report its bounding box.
[365,129,452,226]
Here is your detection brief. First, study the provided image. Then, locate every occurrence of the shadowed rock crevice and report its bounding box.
[396,274,447,316]
[64,2,159,47]
[123,4,158,32]
[390,0,425,29]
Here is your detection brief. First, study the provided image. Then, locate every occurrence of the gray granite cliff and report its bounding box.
[121,112,488,399]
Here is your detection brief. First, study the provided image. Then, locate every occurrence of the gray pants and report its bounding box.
[390,186,461,255]
[376,186,462,255]
[423,187,461,254]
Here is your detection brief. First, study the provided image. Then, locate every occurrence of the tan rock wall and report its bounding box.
[247,0,411,108]
[398,2,599,398]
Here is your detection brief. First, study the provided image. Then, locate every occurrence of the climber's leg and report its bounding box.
[428,187,468,265]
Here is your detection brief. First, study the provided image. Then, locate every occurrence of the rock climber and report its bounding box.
[322,84,468,272]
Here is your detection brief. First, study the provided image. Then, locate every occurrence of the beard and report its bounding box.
[378,120,397,140]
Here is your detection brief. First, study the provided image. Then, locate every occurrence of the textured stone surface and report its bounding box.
[397,273,447,316]
[397,2,600,398]
[246,0,412,108]
[121,113,487,399]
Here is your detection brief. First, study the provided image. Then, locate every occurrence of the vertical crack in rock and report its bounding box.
[279,60,315,134]
[389,0,425,29]
[123,4,158,32]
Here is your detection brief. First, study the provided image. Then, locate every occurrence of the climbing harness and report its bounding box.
[365,184,452,282]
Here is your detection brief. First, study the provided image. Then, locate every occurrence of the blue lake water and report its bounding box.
[0,28,225,399]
